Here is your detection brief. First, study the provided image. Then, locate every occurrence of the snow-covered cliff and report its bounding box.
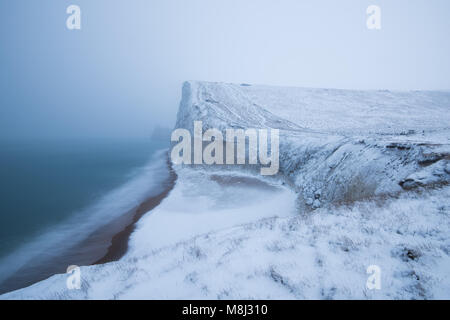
[2,82,449,299]
[176,81,450,208]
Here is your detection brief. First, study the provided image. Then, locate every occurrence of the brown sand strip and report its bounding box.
[95,158,176,264]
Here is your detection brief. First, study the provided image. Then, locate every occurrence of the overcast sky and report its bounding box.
[1,0,449,141]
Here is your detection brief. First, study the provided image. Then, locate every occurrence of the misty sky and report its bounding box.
[1,0,449,141]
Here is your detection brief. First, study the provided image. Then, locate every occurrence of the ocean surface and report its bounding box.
[0,138,168,293]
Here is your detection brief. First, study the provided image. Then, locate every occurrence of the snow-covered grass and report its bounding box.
[3,176,449,299]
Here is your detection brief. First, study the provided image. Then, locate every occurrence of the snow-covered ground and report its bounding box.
[2,82,449,299]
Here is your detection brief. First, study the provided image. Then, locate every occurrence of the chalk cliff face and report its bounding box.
[175,81,450,208]
[2,82,450,300]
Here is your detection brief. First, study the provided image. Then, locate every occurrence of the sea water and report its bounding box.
[0,138,168,293]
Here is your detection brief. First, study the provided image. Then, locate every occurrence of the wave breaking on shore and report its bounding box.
[0,149,173,294]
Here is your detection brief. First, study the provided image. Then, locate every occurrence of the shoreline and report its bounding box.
[0,154,177,295]
[95,156,177,264]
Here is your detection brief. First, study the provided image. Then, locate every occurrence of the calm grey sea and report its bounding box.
[0,138,168,292]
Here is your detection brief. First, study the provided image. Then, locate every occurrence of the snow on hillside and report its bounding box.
[176,81,450,134]
[177,82,450,209]
[2,82,449,299]
[3,184,449,300]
